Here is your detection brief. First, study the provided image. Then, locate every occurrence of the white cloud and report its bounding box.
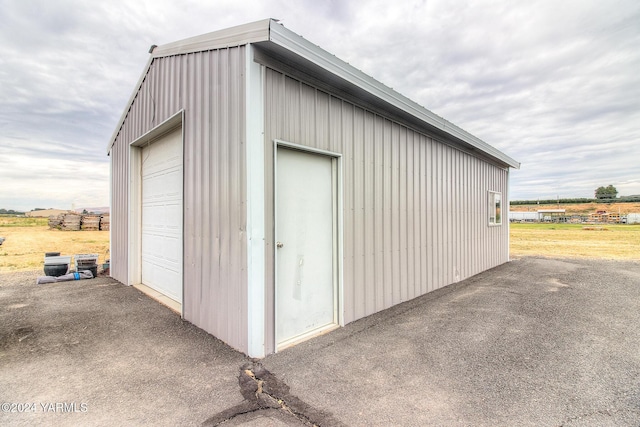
[1,0,639,211]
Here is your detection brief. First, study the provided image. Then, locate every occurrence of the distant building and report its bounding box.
[538,209,566,222]
[73,207,110,215]
[25,209,70,218]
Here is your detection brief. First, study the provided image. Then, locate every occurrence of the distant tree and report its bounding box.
[82,209,89,214]
[595,185,618,201]
[0,209,23,215]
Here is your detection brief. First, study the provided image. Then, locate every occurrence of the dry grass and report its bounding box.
[2,217,638,272]
[510,223,640,260]
[0,217,109,272]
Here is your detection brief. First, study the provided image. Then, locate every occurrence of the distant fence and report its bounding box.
[511,196,640,205]
[509,212,640,224]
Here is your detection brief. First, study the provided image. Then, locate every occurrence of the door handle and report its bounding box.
[276,241,284,249]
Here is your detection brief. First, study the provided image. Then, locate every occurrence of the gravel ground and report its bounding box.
[262,257,640,426]
[0,270,249,427]
[1,257,640,426]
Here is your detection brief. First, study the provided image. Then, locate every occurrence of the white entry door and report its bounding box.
[276,147,337,349]
[141,127,183,303]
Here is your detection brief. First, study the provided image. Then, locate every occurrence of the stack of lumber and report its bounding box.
[99,214,110,231]
[61,214,81,231]
[48,213,110,231]
[81,215,100,231]
[48,215,64,229]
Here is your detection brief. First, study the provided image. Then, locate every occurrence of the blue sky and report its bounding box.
[1,0,639,211]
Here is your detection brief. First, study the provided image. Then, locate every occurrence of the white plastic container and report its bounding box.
[74,253,99,270]
[43,255,72,265]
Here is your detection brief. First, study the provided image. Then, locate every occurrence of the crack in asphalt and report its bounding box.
[202,362,345,426]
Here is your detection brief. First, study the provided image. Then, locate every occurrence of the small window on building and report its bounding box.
[488,191,502,226]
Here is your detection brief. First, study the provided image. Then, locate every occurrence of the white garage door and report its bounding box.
[141,127,183,303]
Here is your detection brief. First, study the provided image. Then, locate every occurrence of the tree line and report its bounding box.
[511,185,640,205]
[0,209,25,215]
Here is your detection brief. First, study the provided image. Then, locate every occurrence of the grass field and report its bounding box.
[0,216,50,227]
[1,217,638,272]
[0,217,110,272]
[510,222,640,260]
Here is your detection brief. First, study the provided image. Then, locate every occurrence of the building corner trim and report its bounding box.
[246,45,266,358]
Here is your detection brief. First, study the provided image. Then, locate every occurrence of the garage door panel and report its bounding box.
[141,258,181,302]
[143,172,181,200]
[165,202,182,229]
[142,202,181,232]
[142,175,181,198]
[141,127,183,304]
[143,233,181,263]
[164,169,182,194]
[141,204,162,228]
[163,235,181,261]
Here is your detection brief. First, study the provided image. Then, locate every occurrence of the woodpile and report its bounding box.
[48,213,110,231]
[81,215,100,231]
[100,214,110,231]
[62,214,81,231]
[48,215,64,229]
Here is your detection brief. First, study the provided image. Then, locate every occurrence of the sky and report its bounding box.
[1,0,639,212]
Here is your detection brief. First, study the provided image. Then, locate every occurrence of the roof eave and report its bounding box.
[107,19,274,154]
[108,19,520,170]
[268,21,520,169]
[151,18,272,58]
[107,55,153,154]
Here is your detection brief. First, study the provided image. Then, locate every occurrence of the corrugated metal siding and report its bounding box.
[263,69,509,326]
[110,47,248,352]
[110,141,128,282]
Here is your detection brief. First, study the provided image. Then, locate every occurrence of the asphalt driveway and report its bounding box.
[1,257,639,426]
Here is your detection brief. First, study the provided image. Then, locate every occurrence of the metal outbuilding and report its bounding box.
[627,213,640,224]
[107,19,520,357]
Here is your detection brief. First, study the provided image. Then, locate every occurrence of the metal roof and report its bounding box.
[108,19,519,169]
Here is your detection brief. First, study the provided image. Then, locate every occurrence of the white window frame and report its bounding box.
[488,191,502,226]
